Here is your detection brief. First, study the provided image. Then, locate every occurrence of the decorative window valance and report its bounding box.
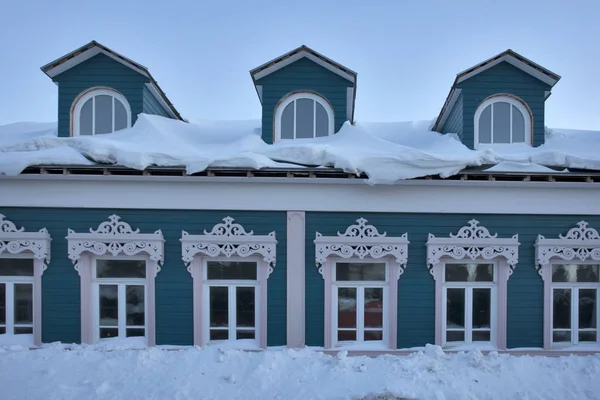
[0,214,51,266]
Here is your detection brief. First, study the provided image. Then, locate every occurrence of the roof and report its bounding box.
[432,49,561,131]
[40,41,183,121]
[250,45,358,123]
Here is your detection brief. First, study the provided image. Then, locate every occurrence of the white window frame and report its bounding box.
[427,219,520,350]
[441,261,498,348]
[314,218,409,350]
[0,214,51,347]
[535,221,600,350]
[181,217,277,349]
[274,92,335,141]
[473,95,532,148]
[66,215,164,345]
[71,87,132,136]
[91,255,149,343]
[0,254,35,336]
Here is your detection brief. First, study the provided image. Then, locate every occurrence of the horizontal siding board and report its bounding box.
[440,92,463,137]
[142,86,170,117]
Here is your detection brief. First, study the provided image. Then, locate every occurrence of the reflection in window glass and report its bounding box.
[281,102,294,139]
[336,263,385,281]
[492,102,510,143]
[96,260,146,279]
[552,264,599,283]
[207,261,257,280]
[0,259,34,277]
[445,264,493,282]
[80,98,94,136]
[478,105,492,144]
[95,95,113,135]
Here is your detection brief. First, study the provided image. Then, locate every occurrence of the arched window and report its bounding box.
[274,93,334,140]
[474,96,531,147]
[72,88,131,136]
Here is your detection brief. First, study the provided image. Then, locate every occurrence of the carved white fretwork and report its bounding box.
[66,215,164,275]
[426,220,520,277]
[180,217,277,276]
[314,218,410,278]
[535,221,600,280]
[0,214,51,270]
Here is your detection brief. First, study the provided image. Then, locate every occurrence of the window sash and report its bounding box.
[551,284,599,346]
[442,285,495,345]
[0,281,34,334]
[205,283,259,342]
[93,282,147,340]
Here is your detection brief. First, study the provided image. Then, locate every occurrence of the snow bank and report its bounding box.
[0,344,599,400]
[1,115,599,184]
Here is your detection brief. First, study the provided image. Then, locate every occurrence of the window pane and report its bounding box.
[478,105,492,144]
[446,331,464,342]
[295,98,314,139]
[338,330,356,341]
[207,261,257,280]
[579,289,596,329]
[0,327,4,334]
[364,331,383,341]
[553,289,571,329]
[210,330,228,340]
[99,285,118,326]
[553,331,570,342]
[0,258,34,276]
[446,288,465,329]
[472,288,491,329]
[126,285,145,326]
[100,328,118,339]
[95,95,113,135]
[236,287,255,328]
[14,327,33,334]
[126,328,145,337]
[492,102,511,143]
[552,264,599,283]
[96,260,146,279]
[472,331,491,342]
[209,286,228,328]
[237,330,255,340]
[336,263,385,281]
[445,264,493,282]
[579,331,597,342]
[114,99,128,131]
[338,287,356,328]
[0,284,5,325]
[364,288,383,328]
[281,102,294,139]
[14,284,32,325]
[315,102,329,137]
[512,105,525,143]
[80,98,93,135]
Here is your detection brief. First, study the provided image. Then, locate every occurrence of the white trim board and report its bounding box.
[0,175,598,215]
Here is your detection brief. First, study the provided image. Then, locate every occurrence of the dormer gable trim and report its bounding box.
[40,41,183,121]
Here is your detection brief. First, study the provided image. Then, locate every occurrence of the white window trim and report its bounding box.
[473,95,532,148]
[440,260,498,348]
[427,219,520,350]
[180,217,277,348]
[71,87,132,136]
[535,221,600,350]
[274,92,335,141]
[91,255,149,343]
[66,214,164,345]
[314,218,409,350]
[0,214,51,347]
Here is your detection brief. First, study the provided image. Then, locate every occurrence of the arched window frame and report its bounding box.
[474,95,532,148]
[71,87,132,137]
[274,92,335,141]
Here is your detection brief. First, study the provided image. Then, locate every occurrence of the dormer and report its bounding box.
[250,46,357,144]
[432,50,560,149]
[41,41,183,138]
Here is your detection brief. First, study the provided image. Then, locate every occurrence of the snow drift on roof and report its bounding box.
[1,114,599,184]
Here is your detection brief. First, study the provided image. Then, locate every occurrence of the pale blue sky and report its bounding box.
[1,0,599,130]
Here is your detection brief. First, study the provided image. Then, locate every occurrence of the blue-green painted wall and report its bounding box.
[457,61,551,148]
[142,86,169,118]
[0,208,287,346]
[255,57,353,144]
[439,92,463,138]
[305,212,600,349]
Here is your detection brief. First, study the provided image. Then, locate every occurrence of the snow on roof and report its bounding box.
[1,114,599,184]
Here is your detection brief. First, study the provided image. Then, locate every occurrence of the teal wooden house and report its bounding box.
[0,41,599,356]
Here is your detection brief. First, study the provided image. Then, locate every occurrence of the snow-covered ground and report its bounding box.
[1,115,599,183]
[0,343,598,400]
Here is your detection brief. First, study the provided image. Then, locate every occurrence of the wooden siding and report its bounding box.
[0,208,287,346]
[53,53,147,138]
[142,86,170,118]
[458,61,551,148]
[255,57,353,144]
[440,92,463,138]
[305,212,600,349]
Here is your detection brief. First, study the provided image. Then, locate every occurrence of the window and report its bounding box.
[0,258,34,336]
[314,218,409,349]
[474,96,531,147]
[181,217,277,349]
[442,263,496,345]
[427,220,519,350]
[72,88,131,136]
[275,93,334,140]
[93,259,147,341]
[535,221,600,350]
[66,215,164,345]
